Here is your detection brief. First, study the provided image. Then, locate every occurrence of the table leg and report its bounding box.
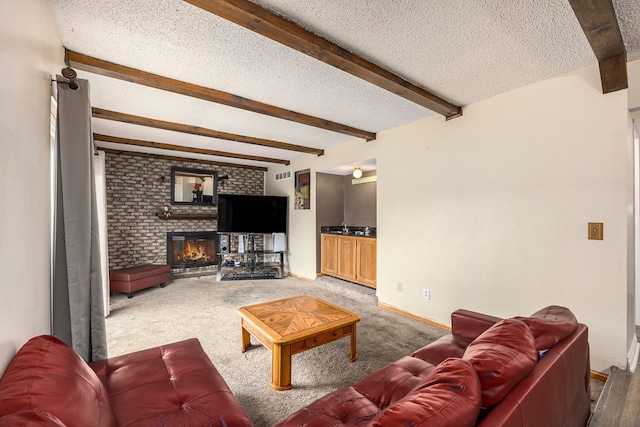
[241,324,251,353]
[271,343,292,391]
[350,325,358,362]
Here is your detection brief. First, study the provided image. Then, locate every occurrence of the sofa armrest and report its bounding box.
[451,309,502,340]
[477,324,590,427]
[0,335,116,427]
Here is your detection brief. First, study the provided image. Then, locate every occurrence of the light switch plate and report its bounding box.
[588,222,603,240]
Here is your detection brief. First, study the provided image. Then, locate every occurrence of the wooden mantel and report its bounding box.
[156,213,217,220]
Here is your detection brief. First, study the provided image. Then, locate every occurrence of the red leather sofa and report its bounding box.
[275,305,591,427]
[0,335,252,426]
[0,306,590,427]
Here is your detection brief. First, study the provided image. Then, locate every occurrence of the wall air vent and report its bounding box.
[275,170,292,181]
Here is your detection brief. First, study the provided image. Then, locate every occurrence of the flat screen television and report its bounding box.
[217,194,287,234]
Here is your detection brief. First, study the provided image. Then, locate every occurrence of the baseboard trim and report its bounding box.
[377,302,451,331]
[591,370,608,382]
[288,272,314,284]
[627,335,639,373]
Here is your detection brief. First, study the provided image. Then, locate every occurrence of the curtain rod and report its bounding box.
[53,67,99,155]
[52,67,79,90]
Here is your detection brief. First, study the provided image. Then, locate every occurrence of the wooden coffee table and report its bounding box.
[237,294,360,391]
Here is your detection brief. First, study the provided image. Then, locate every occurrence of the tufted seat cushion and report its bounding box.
[412,334,473,365]
[371,357,482,427]
[463,318,538,407]
[354,356,438,408]
[89,338,251,427]
[0,410,67,426]
[272,385,381,426]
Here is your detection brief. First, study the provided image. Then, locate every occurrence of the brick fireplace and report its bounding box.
[104,151,264,276]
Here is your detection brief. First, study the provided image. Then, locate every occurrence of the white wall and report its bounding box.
[268,63,631,372]
[634,112,640,328]
[629,61,640,110]
[0,1,63,373]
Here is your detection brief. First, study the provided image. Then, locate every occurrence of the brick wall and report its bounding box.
[104,152,264,275]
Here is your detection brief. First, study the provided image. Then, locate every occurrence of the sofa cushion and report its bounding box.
[514,305,578,351]
[462,318,537,407]
[353,355,437,409]
[412,334,473,366]
[0,335,116,427]
[371,358,481,427]
[0,410,66,426]
[89,338,252,427]
[272,386,381,426]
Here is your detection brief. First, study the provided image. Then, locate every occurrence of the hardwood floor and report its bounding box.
[589,365,640,426]
[589,327,640,426]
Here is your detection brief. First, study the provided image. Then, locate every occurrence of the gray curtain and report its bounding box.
[52,78,107,362]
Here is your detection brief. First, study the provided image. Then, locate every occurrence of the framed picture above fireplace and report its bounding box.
[170,167,218,205]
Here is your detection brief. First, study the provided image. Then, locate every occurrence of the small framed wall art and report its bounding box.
[294,169,310,210]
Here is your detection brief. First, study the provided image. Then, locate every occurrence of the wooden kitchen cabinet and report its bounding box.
[321,233,376,288]
[356,238,377,288]
[321,233,338,276]
[337,236,357,282]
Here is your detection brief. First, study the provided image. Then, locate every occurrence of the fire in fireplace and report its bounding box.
[167,231,218,268]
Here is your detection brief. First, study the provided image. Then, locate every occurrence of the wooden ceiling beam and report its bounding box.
[66,49,375,141]
[183,0,462,119]
[98,147,268,171]
[568,0,628,93]
[94,133,289,165]
[91,107,321,156]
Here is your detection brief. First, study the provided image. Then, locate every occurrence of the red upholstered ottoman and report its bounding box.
[109,264,170,298]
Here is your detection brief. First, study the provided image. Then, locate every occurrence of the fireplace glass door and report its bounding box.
[167,231,218,268]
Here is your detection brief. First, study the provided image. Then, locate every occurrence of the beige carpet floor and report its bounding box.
[106,275,449,426]
[106,275,604,426]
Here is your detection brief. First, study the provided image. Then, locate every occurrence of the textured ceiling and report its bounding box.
[614,0,640,61]
[49,0,640,171]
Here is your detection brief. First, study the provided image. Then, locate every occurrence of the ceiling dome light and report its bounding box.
[352,167,363,178]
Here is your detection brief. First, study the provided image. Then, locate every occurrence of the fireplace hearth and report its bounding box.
[167,231,218,269]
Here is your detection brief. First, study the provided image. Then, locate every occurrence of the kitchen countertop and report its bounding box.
[320,226,376,237]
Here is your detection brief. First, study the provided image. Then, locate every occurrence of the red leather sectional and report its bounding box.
[275,305,591,427]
